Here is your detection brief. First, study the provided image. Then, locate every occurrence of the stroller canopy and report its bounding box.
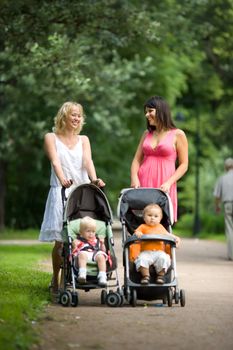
[64,183,113,223]
[118,188,174,234]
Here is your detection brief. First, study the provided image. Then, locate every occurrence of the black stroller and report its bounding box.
[118,187,185,307]
[59,183,124,307]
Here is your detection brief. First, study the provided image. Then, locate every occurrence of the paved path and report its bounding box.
[0,239,44,245]
[1,235,233,350]
[40,235,233,349]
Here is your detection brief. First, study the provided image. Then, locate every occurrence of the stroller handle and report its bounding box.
[123,234,177,249]
[61,180,73,211]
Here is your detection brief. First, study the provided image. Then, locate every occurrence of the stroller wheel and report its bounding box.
[71,292,79,307]
[175,289,179,304]
[167,288,173,307]
[101,290,107,304]
[130,289,137,307]
[118,293,125,306]
[106,292,121,307]
[60,291,72,307]
[180,289,186,307]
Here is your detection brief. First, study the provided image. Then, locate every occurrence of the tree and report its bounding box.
[0,0,232,230]
[0,0,165,228]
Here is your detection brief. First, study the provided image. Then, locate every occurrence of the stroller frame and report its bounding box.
[118,187,185,307]
[59,183,124,307]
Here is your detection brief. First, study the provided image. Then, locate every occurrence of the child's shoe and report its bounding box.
[77,268,86,284]
[78,275,86,284]
[156,275,165,284]
[98,272,107,287]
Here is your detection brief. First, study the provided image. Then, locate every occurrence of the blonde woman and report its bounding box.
[39,101,105,298]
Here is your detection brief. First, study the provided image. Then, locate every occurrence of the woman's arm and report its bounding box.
[82,136,105,187]
[160,129,188,193]
[130,131,147,188]
[44,133,72,188]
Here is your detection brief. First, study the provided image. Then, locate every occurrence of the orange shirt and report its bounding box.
[136,223,169,251]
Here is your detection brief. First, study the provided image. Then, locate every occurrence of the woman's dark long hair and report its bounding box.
[144,96,176,132]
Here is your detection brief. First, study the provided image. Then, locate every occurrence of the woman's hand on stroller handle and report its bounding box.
[61,179,73,203]
[91,178,105,187]
[61,178,73,188]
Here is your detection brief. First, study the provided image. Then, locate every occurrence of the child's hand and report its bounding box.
[175,236,181,248]
[72,238,78,248]
[134,230,143,238]
[99,238,106,252]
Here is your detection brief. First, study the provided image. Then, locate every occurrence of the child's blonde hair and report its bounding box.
[79,216,96,234]
[143,203,163,218]
[53,101,85,134]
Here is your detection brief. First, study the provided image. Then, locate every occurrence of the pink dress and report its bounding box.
[138,129,178,221]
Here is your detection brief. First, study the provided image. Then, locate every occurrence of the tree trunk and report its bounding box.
[0,160,6,231]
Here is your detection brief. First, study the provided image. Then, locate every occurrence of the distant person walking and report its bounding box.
[213,158,233,260]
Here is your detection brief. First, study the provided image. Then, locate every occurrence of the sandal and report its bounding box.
[141,275,150,284]
[48,277,54,290]
[50,291,60,304]
[156,275,165,284]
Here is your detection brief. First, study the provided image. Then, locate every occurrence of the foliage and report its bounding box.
[175,211,225,236]
[0,228,39,240]
[0,0,232,230]
[0,244,51,350]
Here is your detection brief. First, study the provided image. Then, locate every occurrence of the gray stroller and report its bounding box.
[118,187,185,307]
[59,183,124,307]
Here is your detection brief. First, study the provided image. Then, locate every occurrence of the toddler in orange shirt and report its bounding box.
[134,203,180,284]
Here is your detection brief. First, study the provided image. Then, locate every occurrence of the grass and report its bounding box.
[172,228,226,242]
[0,228,39,240]
[0,244,52,350]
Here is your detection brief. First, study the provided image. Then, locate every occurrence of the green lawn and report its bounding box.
[172,228,226,242]
[0,228,39,240]
[0,244,51,350]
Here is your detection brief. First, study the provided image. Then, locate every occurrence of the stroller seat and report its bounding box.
[67,218,109,276]
[128,237,173,285]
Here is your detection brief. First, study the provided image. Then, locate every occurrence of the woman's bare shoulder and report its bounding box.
[44,132,55,141]
[80,135,89,143]
[175,128,187,139]
[175,128,186,136]
[44,132,55,139]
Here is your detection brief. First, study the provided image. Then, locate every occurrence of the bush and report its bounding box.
[175,212,225,236]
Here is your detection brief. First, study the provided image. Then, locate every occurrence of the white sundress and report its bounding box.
[39,134,90,242]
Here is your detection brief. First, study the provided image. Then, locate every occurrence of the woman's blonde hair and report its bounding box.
[79,216,96,234]
[53,101,85,134]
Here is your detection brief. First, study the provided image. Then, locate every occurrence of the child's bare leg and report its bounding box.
[157,268,165,276]
[78,252,88,269]
[96,254,106,272]
[139,266,149,277]
[77,252,88,283]
[96,254,107,286]
[139,266,150,284]
[52,241,63,293]
[156,268,166,284]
